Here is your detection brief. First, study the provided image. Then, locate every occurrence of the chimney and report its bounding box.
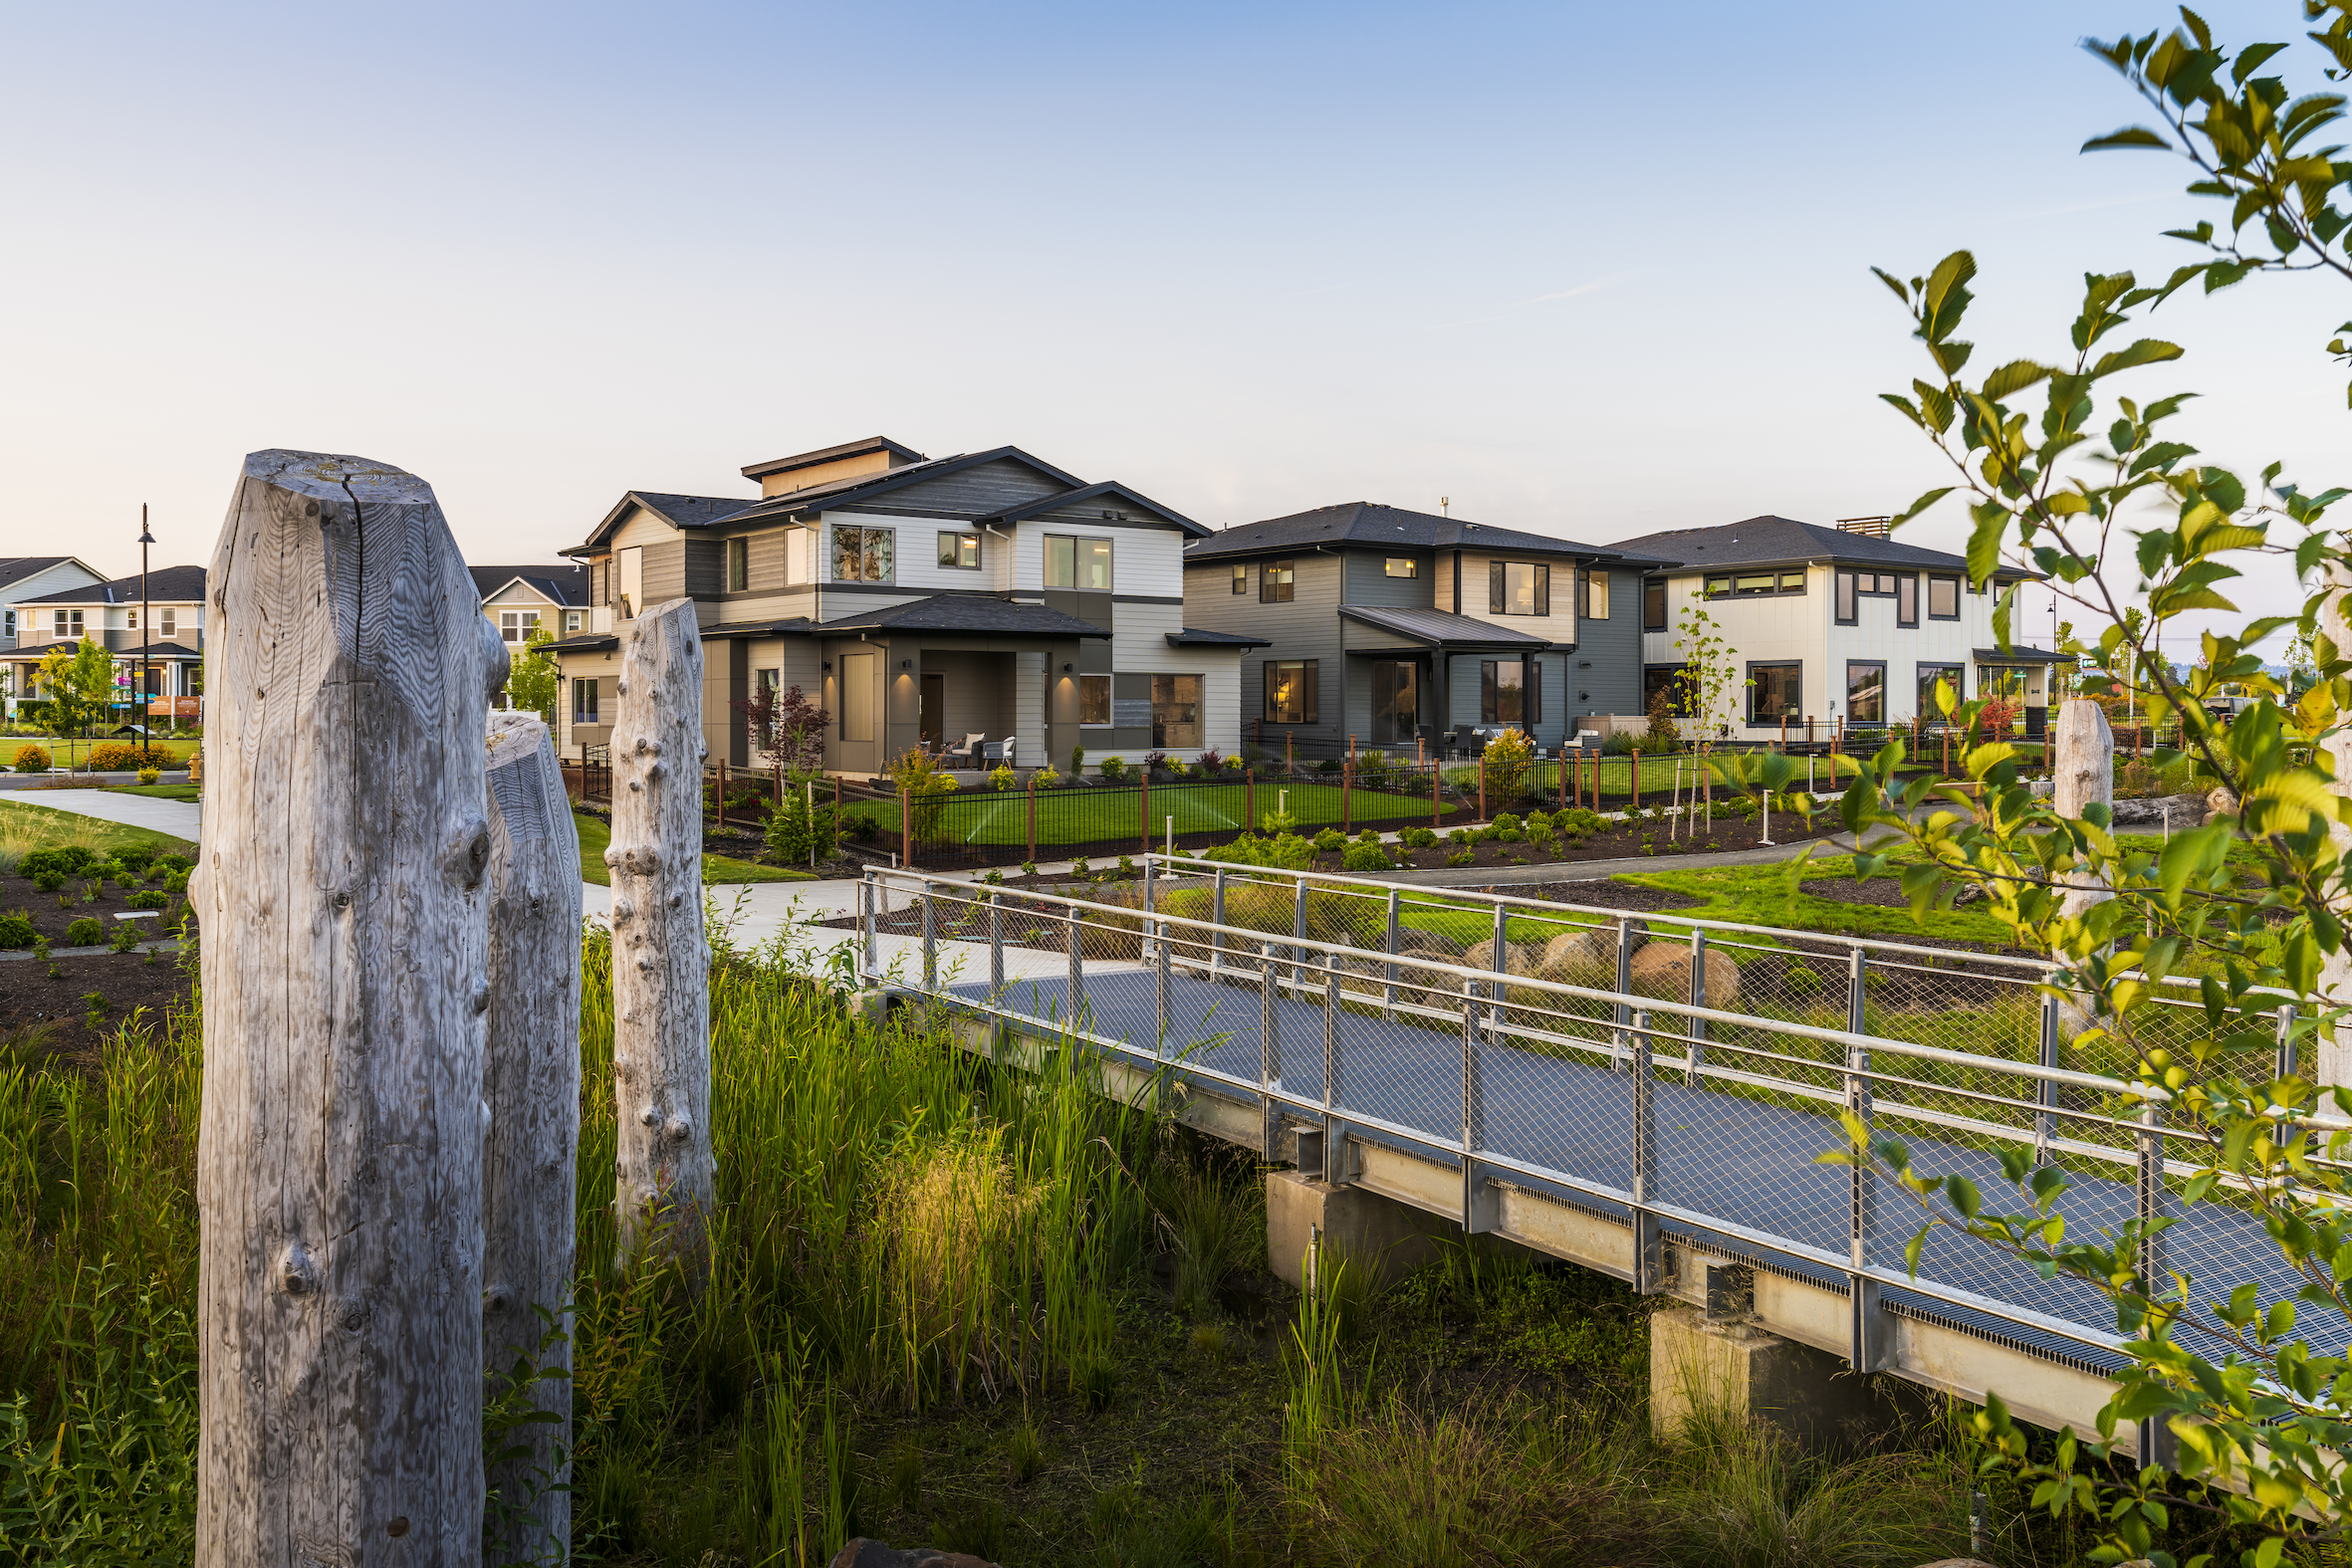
[1835,516,1891,539]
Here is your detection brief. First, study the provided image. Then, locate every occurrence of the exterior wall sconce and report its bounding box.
[900,659,912,670]
[1061,662,1073,673]
[821,661,832,672]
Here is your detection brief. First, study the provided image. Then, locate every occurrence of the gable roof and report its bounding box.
[1607,516,2034,577]
[1183,502,1672,566]
[714,445,1089,528]
[570,489,764,555]
[17,564,206,605]
[470,563,592,607]
[0,557,97,597]
[740,435,926,483]
[974,480,1209,538]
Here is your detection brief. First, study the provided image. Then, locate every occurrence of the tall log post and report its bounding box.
[2317,566,2352,1085]
[194,450,508,1567]
[482,711,583,1558]
[608,597,714,1273]
[2053,698,2115,919]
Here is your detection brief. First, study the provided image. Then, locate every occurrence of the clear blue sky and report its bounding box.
[1,0,2337,648]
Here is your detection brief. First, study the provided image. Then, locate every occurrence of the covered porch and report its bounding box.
[1338,604,1561,757]
[1975,646,2066,740]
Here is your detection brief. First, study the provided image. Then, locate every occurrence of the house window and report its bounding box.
[572,678,601,726]
[1834,570,1856,625]
[2,611,13,639]
[1264,660,1317,724]
[786,529,810,584]
[1046,535,1112,590]
[126,609,138,631]
[1077,673,1112,726]
[1151,674,1201,748]
[1384,557,1418,578]
[1644,665,1690,715]
[1749,662,1802,725]
[53,609,84,639]
[563,610,585,633]
[159,608,176,638]
[1896,573,1918,627]
[1372,660,1418,744]
[1488,560,1549,616]
[1579,568,1609,619]
[726,537,749,591]
[1778,571,1805,593]
[938,532,981,570]
[1846,661,1887,723]
[1917,662,1964,716]
[831,526,893,583]
[1480,660,1529,724]
[500,610,540,643]
[1705,576,1734,599]
[1261,560,1295,603]
[1928,574,1960,619]
[1643,578,1666,630]
[1735,573,1776,596]
[1231,563,1248,594]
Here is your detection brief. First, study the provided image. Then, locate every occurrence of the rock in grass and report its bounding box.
[1629,940,1741,1008]
[829,1540,1001,1568]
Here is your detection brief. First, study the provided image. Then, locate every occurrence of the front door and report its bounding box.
[920,673,946,748]
[1372,660,1419,746]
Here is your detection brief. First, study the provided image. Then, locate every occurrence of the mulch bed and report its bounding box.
[1375,807,1836,872]
[0,949,193,1070]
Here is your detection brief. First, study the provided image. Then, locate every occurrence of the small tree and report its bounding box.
[1482,727,1534,802]
[731,682,829,791]
[504,624,560,724]
[1670,603,1743,742]
[38,637,115,771]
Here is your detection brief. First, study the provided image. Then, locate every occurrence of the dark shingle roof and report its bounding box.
[544,631,620,654]
[818,595,1110,638]
[700,616,817,640]
[740,436,927,482]
[976,480,1210,539]
[1337,604,1556,650]
[633,492,762,530]
[111,640,202,660]
[1183,502,1667,566]
[1166,627,1272,649]
[0,558,88,595]
[17,565,206,605]
[1607,516,2033,577]
[470,562,591,607]
[714,446,1089,528]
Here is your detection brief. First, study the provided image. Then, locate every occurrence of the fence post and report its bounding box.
[1686,928,1707,1083]
[1383,886,1400,1020]
[2035,988,2059,1164]
[1248,769,1257,832]
[1478,755,1487,821]
[2136,1099,2175,1466]
[2278,1002,2301,1081]
[1027,776,1037,863]
[1463,967,1486,1227]
[990,890,1004,995]
[1631,1008,1664,1293]
[921,879,937,990]
[1612,914,1634,1066]
[1292,879,1308,985]
[1139,772,1150,854]
[1261,937,1281,1161]
[901,785,914,870]
[1212,867,1228,976]
[1342,755,1352,834]
[1631,749,1641,810]
[1067,897,1084,1019]
[1156,885,1172,1054]
[858,868,875,983]
[1488,902,1508,1035]
[1845,987,1884,1371]
[1323,942,1340,1130]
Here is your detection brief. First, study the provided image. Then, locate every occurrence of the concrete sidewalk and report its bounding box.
[4,787,202,841]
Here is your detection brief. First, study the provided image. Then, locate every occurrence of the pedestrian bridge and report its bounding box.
[853,857,2315,1459]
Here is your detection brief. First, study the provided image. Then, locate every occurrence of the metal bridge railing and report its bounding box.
[854,862,2334,1378]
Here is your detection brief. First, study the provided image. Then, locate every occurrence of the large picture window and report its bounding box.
[1927,574,1960,619]
[1917,662,1964,716]
[1644,665,1689,715]
[1481,660,1536,725]
[1578,568,1609,619]
[1261,560,1295,603]
[1264,660,1317,724]
[1077,674,1111,726]
[1046,535,1112,590]
[1749,662,1802,725]
[1151,674,1201,748]
[1846,660,1887,723]
[1488,561,1549,616]
[830,526,893,583]
[572,678,600,726]
[1643,578,1667,630]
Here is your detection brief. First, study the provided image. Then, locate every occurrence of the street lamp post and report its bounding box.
[138,506,153,763]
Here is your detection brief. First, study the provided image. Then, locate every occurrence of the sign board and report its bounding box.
[148,697,200,718]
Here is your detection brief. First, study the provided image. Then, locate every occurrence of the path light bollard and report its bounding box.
[195,449,505,1564]
[610,598,715,1282]
[482,711,585,1565]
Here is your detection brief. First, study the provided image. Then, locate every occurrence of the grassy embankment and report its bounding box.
[573,809,813,887]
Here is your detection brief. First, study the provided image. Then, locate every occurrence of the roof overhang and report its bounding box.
[1165,629,1272,650]
[976,480,1209,539]
[1973,646,2072,664]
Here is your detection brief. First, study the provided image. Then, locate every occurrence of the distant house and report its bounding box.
[470,562,595,646]
[0,557,105,710]
[1606,515,2056,740]
[1178,503,1672,757]
[542,436,1250,775]
[9,564,209,721]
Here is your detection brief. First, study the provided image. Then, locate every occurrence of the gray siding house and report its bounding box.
[1180,503,1674,759]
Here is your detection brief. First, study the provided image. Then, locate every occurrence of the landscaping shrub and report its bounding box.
[115,843,157,874]
[156,854,191,874]
[11,744,49,774]
[1341,843,1392,873]
[1096,755,1127,782]
[86,743,147,773]
[136,767,160,785]
[764,788,837,865]
[1482,730,1534,799]
[1447,848,1476,866]
[0,911,33,948]
[1032,765,1063,789]
[126,891,168,911]
[1311,827,1346,852]
[1785,966,1822,994]
[21,846,100,880]
[1492,813,1523,836]
[66,917,104,947]
[889,750,958,844]
[1399,827,1438,848]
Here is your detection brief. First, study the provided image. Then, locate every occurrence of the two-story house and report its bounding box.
[10,565,209,723]
[471,562,595,645]
[543,436,1254,775]
[1177,503,1673,758]
[1608,515,2057,740]
[0,557,104,711]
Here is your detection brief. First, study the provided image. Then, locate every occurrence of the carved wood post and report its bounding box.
[608,597,714,1275]
[194,449,507,1567]
[482,711,582,1559]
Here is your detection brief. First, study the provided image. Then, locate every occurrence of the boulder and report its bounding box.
[2108,792,2205,828]
[830,1542,1001,1568]
[2207,784,2238,818]
[1628,941,1742,1008]
[1541,924,1637,983]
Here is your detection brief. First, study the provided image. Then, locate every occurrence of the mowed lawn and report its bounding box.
[842,779,1463,847]
[0,795,195,858]
[572,810,812,887]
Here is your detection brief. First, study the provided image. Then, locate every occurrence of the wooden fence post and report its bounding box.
[1341,757,1352,834]
[1631,749,1641,810]
[609,597,714,1277]
[482,711,583,1562]
[1247,769,1257,832]
[195,449,503,1564]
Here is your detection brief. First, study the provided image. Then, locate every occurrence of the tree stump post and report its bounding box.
[607,597,714,1274]
[194,450,508,1566]
[2318,566,2352,1084]
[2053,697,2115,918]
[482,711,583,1559]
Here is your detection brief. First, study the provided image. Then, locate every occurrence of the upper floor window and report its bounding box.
[1230,563,1248,594]
[1046,535,1111,590]
[1896,572,1918,627]
[1642,579,1666,630]
[831,525,893,583]
[1578,568,1609,619]
[938,531,981,570]
[563,609,585,633]
[1927,574,1961,619]
[1384,558,1418,578]
[159,608,176,638]
[500,609,540,643]
[126,609,138,631]
[1261,560,1295,603]
[53,609,83,639]
[726,537,749,591]
[1488,560,1549,616]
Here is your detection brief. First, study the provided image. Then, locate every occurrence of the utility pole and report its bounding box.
[138,505,153,760]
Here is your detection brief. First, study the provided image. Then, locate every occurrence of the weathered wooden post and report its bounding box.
[2053,698,2114,918]
[482,710,583,1559]
[608,597,714,1276]
[2317,567,2352,1083]
[194,449,506,1566]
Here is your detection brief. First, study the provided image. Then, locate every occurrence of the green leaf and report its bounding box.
[1982,358,2052,399]
[2081,125,2173,150]
[1892,486,1956,528]
[1967,506,2007,588]
[2091,338,2185,379]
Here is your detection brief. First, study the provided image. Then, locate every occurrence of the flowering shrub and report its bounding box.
[12,745,49,774]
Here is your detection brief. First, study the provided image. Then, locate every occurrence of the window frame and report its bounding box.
[1579,567,1609,619]
[1231,563,1248,595]
[937,531,982,571]
[1733,572,1777,597]
[1263,659,1318,725]
[1896,572,1918,627]
[1845,659,1889,724]
[1046,534,1114,591]
[1927,574,1961,620]
[1150,672,1203,749]
[1748,660,1804,726]
[1076,673,1112,727]
[1261,560,1295,603]
[572,677,601,726]
[1916,661,1965,717]
[1834,569,1857,625]
[830,525,894,584]
[1705,575,1734,600]
[1642,577,1667,630]
[726,536,749,592]
[1383,557,1419,578]
[1479,659,1529,726]
[1777,571,1807,594]
[159,608,177,637]
[1488,560,1550,616]
[1643,664,1691,716]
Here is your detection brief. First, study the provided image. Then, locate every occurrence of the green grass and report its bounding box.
[571,809,813,887]
[107,784,200,801]
[850,779,1461,848]
[0,796,194,859]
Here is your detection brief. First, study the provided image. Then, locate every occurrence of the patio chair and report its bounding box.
[981,738,1017,769]
[943,732,985,768]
